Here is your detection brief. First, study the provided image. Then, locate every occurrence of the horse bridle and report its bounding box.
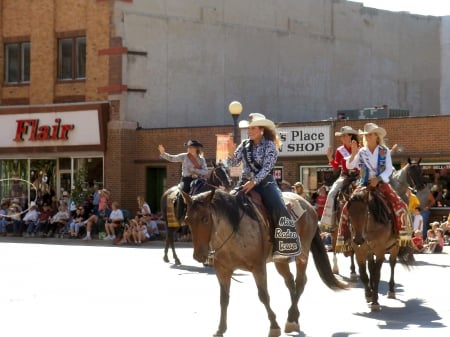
[207,166,231,190]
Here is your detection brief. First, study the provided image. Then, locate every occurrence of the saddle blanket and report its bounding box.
[283,192,306,221]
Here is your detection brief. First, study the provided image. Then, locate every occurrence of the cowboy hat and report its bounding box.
[335,126,358,136]
[359,123,386,138]
[185,140,203,148]
[239,113,276,131]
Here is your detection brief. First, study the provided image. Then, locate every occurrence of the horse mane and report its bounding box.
[210,190,260,232]
[349,188,391,226]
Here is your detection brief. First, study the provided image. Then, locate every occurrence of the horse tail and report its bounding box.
[397,246,416,270]
[310,227,348,290]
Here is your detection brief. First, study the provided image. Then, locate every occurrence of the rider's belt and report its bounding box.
[182,175,198,179]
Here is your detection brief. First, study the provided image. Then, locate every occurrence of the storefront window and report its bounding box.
[300,165,338,197]
[0,157,103,209]
[0,159,30,208]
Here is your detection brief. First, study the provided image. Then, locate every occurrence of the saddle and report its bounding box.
[349,187,394,228]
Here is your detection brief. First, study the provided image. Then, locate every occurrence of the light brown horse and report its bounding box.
[347,187,414,311]
[182,189,347,337]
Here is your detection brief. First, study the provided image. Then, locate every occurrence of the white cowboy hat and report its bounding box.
[239,113,276,131]
[359,123,386,138]
[335,126,358,136]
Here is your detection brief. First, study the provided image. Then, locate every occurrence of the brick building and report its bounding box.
[1,0,450,216]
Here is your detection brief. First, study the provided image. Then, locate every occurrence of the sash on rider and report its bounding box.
[359,145,386,185]
[242,140,301,258]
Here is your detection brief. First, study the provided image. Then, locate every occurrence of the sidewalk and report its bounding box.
[0,234,193,249]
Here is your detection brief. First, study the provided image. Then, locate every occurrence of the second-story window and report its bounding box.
[4,42,30,84]
[58,36,86,80]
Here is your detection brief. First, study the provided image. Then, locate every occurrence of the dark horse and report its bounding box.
[183,189,347,337]
[160,164,232,265]
[331,158,425,279]
[347,187,415,311]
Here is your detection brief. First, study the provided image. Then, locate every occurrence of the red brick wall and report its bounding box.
[117,115,450,211]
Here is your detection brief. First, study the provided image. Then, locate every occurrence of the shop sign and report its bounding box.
[278,126,330,157]
[240,125,330,157]
[14,118,74,141]
[0,110,101,148]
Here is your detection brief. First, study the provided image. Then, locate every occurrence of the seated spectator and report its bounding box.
[82,189,110,241]
[320,231,332,251]
[68,206,88,238]
[433,228,445,253]
[47,202,70,237]
[411,230,424,253]
[136,196,151,218]
[146,217,160,241]
[9,203,23,237]
[37,203,54,237]
[423,229,438,253]
[132,218,148,244]
[103,201,124,241]
[0,201,9,236]
[24,202,40,237]
[119,219,138,245]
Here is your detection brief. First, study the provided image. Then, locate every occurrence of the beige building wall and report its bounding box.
[112,0,442,129]
[441,17,450,115]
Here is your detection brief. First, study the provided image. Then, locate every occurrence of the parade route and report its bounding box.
[0,238,449,337]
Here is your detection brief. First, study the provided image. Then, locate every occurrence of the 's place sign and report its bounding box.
[14,118,75,141]
[278,126,330,157]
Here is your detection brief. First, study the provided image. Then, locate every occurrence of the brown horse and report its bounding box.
[160,164,232,265]
[331,158,425,279]
[182,189,347,337]
[347,187,414,311]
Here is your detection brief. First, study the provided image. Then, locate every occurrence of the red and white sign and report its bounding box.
[0,110,101,148]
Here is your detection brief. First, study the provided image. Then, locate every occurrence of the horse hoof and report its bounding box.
[387,291,396,299]
[350,272,358,282]
[163,256,169,263]
[285,321,300,333]
[175,258,181,265]
[370,303,381,312]
[268,328,281,337]
[332,266,339,274]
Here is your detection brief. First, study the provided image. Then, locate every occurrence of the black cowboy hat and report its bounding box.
[185,140,203,147]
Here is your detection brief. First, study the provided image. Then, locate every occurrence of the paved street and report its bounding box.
[0,237,449,337]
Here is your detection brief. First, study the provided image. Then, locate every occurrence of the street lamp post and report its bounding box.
[228,101,243,145]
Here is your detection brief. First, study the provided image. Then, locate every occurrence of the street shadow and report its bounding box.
[414,258,450,268]
[354,298,445,329]
[169,263,249,278]
[170,263,216,275]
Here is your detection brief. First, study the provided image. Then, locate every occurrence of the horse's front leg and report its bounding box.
[354,248,372,303]
[253,265,281,337]
[387,250,398,299]
[368,255,384,311]
[213,271,232,337]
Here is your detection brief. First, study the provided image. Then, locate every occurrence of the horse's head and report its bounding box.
[347,189,370,246]
[406,157,425,190]
[182,190,215,263]
[209,163,233,191]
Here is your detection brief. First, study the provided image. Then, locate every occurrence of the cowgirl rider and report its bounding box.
[158,140,208,219]
[228,113,301,261]
[337,123,407,242]
[320,126,360,231]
